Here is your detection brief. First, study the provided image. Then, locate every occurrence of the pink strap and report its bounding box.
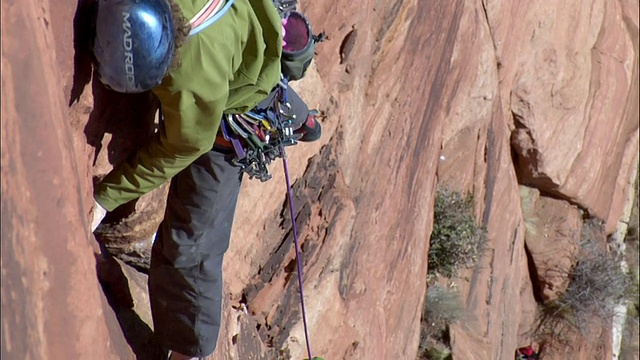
[190,0,222,28]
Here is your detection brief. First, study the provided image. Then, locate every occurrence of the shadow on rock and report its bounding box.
[72,0,162,270]
[72,0,159,164]
[96,250,167,360]
[70,0,96,106]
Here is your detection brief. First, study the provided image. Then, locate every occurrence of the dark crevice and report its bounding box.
[95,251,164,359]
[70,0,96,106]
[524,244,544,304]
[479,1,497,51]
[480,0,502,76]
[510,111,590,212]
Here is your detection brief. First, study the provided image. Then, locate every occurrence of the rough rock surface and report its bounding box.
[534,218,615,360]
[537,311,613,360]
[435,0,638,359]
[1,0,130,358]
[2,0,638,360]
[488,0,640,233]
[223,1,461,357]
[433,1,532,359]
[519,186,582,303]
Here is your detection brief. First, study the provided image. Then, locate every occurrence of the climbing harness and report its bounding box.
[222,78,302,181]
[222,79,319,358]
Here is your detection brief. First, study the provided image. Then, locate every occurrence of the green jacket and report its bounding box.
[94,0,282,211]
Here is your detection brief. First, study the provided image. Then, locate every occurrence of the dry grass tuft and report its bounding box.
[417,285,464,360]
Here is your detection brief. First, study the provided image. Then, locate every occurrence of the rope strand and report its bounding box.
[282,151,313,360]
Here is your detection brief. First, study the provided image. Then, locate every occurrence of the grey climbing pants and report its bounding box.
[148,148,242,357]
[147,86,309,357]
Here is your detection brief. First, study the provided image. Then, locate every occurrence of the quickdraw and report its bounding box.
[273,0,298,17]
[223,78,300,182]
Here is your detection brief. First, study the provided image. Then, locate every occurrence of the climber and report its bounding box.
[516,345,538,360]
[89,0,321,359]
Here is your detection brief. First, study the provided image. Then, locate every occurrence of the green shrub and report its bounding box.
[428,187,486,277]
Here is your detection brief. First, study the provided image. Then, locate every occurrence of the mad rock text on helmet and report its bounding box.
[93,0,175,93]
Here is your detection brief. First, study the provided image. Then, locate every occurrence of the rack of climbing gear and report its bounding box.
[222,79,321,359]
[221,78,303,181]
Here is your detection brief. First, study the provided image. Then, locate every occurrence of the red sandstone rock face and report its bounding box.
[486,0,640,233]
[519,187,582,303]
[2,0,638,360]
[222,1,460,358]
[1,0,130,358]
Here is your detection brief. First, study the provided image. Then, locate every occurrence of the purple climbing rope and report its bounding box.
[282,151,314,360]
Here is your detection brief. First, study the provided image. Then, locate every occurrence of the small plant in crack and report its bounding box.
[428,186,487,278]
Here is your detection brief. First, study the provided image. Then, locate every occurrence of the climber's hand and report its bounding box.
[91,201,107,232]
